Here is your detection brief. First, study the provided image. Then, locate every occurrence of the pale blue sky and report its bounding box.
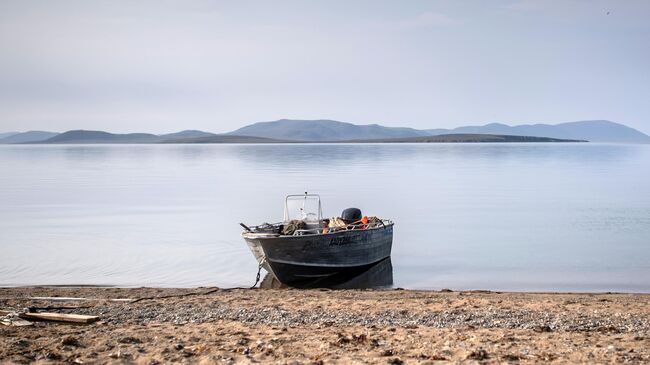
[0,0,649,134]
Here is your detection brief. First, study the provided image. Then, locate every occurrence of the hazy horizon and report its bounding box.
[1,1,649,134]
[2,118,650,137]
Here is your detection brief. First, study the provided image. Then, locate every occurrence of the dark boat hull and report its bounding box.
[244,225,393,287]
[261,257,393,289]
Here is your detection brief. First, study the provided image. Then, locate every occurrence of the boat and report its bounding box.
[241,193,394,287]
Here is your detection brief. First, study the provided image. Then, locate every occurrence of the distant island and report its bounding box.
[0,130,584,144]
[343,134,586,143]
[1,119,648,144]
[226,119,648,143]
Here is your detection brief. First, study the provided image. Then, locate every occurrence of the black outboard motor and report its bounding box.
[341,208,362,223]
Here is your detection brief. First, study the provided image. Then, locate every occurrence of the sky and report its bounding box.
[0,0,649,134]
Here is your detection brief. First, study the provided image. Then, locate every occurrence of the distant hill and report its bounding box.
[0,131,59,144]
[162,135,285,143]
[229,119,428,141]
[425,120,650,143]
[229,119,648,143]
[30,129,220,144]
[345,134,586,143]
[0,132,19,139]
[41,130,160,144]
[166,133,581,144]
[159,130,216,139]
[6,119,647,144]
[33,129,268,144]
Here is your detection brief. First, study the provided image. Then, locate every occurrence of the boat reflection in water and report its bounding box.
[260,257,393,289]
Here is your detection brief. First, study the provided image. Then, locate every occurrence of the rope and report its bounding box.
[250,256,267,289]
[119,257,269,302]
[5,261,272,307]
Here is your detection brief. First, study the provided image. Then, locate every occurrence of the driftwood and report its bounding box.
[1,318,33,326]
[20,312,99,324]
[1,310,34,326]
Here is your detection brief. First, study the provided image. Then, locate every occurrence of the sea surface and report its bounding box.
[1,143,649,292]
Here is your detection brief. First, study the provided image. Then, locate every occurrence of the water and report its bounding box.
[1,143,649,292]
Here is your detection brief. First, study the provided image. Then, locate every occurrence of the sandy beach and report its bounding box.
[1,287,648,364]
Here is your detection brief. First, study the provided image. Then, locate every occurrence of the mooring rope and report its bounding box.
[250,256,267,289]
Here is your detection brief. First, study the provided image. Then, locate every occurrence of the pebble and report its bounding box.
[118,336,142,344]
[467,348,489,360]
[70,302,650,335]
[61,336,82,347]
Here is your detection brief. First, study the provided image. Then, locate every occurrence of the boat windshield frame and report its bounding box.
[283,193,323,223]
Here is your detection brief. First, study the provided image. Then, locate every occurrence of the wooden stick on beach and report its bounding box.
[19,312,99,324]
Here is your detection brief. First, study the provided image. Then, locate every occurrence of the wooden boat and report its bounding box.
[241,194,394,287]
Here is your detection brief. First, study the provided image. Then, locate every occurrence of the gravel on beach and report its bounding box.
[1,287,649,364]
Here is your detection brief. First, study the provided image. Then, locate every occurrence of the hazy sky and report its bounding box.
[1,0,649,134]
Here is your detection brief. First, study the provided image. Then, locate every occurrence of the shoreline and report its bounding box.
[3,285,649,295]
[2,287,649,364]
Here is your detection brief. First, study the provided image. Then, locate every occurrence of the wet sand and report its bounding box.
[1,287,649,364]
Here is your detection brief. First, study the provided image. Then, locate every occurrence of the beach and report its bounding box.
[1,287,649,364]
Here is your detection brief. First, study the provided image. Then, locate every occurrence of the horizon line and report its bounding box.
[3,118,646,136]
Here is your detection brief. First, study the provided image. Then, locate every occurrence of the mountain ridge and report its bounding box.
[343,134,586,143]
[159,130,216,140]
[0,132,19,139]
[228,119,649,143]
[425,120,649,143]
[228,119,430,141]
[42,130,160,144]
[161,135,286,144]
[2,119,649,144]
[0,131,59,144]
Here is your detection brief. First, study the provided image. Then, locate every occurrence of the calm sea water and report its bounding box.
[1,143,649,292]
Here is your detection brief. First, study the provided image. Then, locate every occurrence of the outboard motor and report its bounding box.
[341,208,362,223]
